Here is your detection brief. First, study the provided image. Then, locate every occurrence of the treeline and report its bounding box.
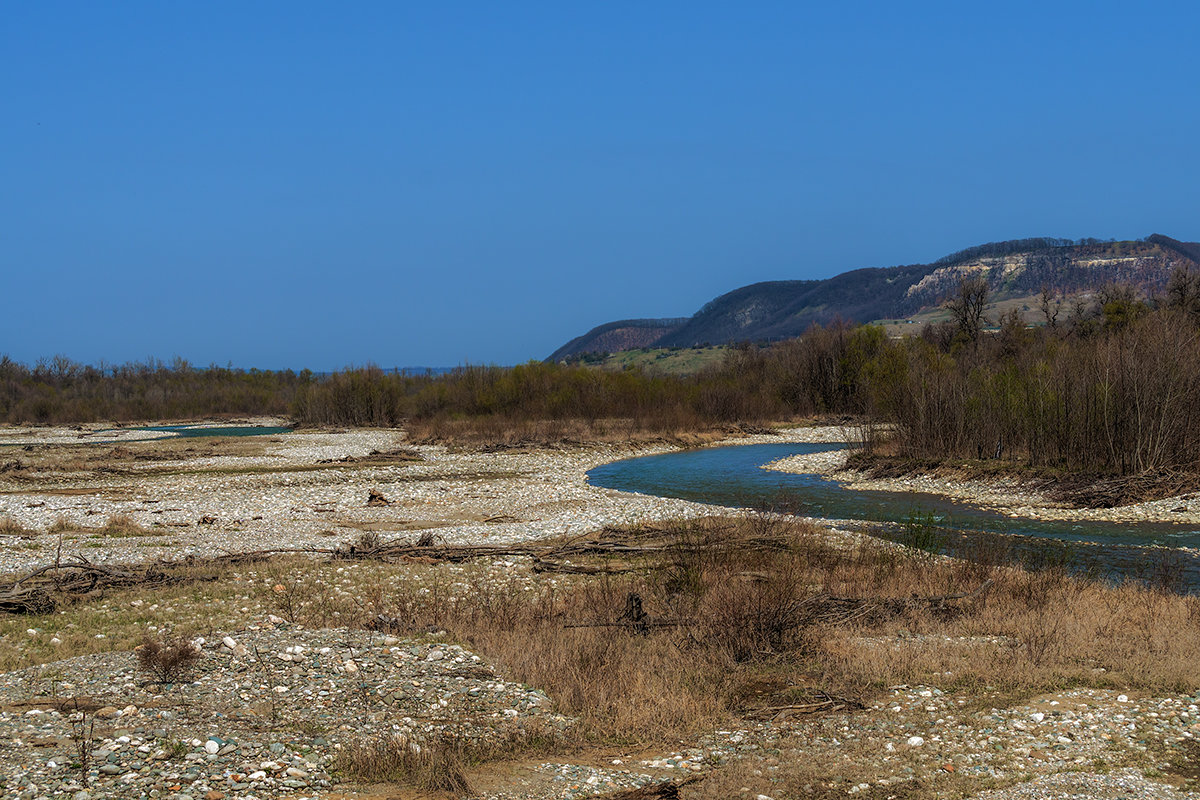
[871,309,1200,474]
[292,290,1200,475]
[0,357,309,424]
[7,270,1200,478]
[292,359,797,431]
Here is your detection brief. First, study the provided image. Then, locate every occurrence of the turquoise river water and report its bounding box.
[587,442,1200,590]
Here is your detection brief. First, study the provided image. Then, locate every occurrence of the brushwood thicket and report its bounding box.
[5,268,1200,477]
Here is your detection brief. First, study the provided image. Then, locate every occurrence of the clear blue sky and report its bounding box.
[3,1,1197,370]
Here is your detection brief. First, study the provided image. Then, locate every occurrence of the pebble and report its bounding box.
[0,626,571,799]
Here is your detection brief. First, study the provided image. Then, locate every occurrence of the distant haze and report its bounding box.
[2,3,1198,370]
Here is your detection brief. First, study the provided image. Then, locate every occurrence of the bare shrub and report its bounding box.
[136,635,201,685]
[0,516,25,536]
[699,566,812,662]
[66,698,96,787]
[354,529,382,551]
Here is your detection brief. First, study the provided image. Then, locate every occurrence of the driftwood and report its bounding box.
[1054,469,1200,509]
[0,548,301,614]
[0,558,187,614]
[793,578,995,625]
[531,557,636,575]
[0,530,676,614]
[0,521,991,619]
[742,690,864,720]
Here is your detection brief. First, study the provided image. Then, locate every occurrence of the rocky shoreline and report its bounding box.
[762,445,1200,526]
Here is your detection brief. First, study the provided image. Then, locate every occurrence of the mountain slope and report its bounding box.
[546,318,688,363]
[551,235,1200,358]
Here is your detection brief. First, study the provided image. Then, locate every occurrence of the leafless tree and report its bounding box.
[946,277,990,342]
[1039,286,1062,330]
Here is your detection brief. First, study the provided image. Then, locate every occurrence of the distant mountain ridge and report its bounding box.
[550,234,1200,358]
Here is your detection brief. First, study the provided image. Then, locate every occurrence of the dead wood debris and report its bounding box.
[366,489,391,506]
[0,525,993,619]
[742,690,865,720]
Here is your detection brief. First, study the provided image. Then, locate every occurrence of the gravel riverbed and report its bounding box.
[7,620,1200,800]
[3,423,1199,799]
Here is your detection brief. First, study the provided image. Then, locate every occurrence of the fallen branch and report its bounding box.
[742,690,865,720]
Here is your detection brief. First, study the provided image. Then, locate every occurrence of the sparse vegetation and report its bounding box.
[334,731,475,792]
[99,513,146,537]
[135,634,202,685]
[0,516,26,536]
[4,512,1200,795]
[66,697,95,787]
[333,727,563,793]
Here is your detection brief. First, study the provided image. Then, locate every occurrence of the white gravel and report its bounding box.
[0,426,842,576]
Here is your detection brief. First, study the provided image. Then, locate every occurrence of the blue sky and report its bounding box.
[3,1,1198,370]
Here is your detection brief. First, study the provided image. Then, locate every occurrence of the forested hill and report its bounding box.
[550,234,1200,358]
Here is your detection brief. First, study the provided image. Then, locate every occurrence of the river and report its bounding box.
[587,441,1200,590]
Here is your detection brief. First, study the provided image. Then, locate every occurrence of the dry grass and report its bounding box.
[6,518,1200,705]
[0,516,27,536]
[332,726,563,793]
[334,732,474,793]
[98,513,147,537]
[0,436,274,480]
[47,516,75,534]
[4,515,1200,795]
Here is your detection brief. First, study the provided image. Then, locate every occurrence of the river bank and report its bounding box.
[763,442,1200,526]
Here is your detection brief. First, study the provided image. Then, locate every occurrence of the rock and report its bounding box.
[95,706,121,720]
[204,792,226,800]
[907,735,925,747]
[426,648,445,662]
[367,489,391,506]
[204,740,220,754]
